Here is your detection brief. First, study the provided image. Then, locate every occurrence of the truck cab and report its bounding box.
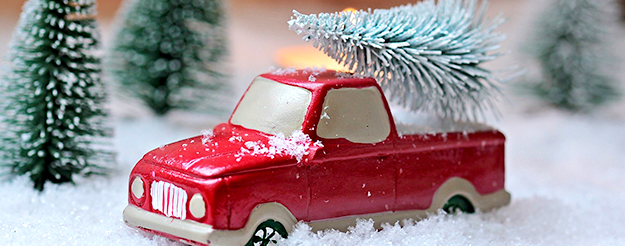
[123,69,510,246]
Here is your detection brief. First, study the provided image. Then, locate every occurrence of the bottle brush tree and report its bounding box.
[528,0,620,111]
[289,0,507,122]
[0,0,114,191]
[110,0,228,115]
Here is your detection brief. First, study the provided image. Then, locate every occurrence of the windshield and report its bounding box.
[230,77,312,135]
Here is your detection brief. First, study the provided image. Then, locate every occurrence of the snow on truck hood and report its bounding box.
[142,123,321,178]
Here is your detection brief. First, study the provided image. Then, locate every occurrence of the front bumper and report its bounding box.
[123,205,248,246]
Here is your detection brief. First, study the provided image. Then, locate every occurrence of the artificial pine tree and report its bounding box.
[0,0,113,191]
[289,0,506,122]
[528,0,619,111]
[110,0,228,115]
[620,0,625,22]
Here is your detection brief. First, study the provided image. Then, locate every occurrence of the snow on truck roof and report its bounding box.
[263,67,377,90]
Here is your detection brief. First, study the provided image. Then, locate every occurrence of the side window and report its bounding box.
[316,86,391,144]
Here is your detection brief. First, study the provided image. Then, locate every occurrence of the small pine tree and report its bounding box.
[110,0,228,115]
[0,0,113,191]
[620,0,625,22]
[289,0,506,122]
[529,0,620,111]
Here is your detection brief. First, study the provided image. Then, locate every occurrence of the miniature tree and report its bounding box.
[0,0,113,191]
[527,0,619,111]
[110,0,228,115]
[621,0,625,22]
[289,0,507,122]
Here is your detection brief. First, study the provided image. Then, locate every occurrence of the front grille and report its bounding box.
[151,180,188,220]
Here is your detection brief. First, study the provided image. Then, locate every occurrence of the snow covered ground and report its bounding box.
[1,97,625,246]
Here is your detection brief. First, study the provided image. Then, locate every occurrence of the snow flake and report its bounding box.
[201,129,213,145]
[336,71,365,79]
[269,67,297,75]
[228,136,243,143]
[240,130,321,162]
[304,67,326,75]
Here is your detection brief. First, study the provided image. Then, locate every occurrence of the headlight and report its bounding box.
[189,193,206,219]
[131,176,144,199]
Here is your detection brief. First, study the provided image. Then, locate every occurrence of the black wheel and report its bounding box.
[245,219,288,246]
[443,195,475,214]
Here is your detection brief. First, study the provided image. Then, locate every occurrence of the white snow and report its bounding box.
[200,129,213,145]
[270,67,327,79]
[269,66,298,75]
[241,130,320,162]
[0,102,624,246]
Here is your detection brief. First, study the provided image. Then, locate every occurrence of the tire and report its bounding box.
[245,219,288,246]
[442,195,475,214]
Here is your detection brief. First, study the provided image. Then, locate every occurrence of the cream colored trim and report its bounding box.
[123,205,214,244]
[317,86,391,143]
[124,202,297,246]
[207,202,298,246]
[308,177,510,232]
[124,178,509,244]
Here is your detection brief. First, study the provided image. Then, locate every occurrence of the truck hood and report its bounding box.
[142,123,319,178]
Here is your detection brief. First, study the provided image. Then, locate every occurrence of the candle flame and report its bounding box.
[342,7,357,13]
[275,46,347,71]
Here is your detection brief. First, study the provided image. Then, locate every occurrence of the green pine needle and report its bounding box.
[289,0,508,122]
[109,0,230,116]
[528,0,620,111]
[0,0,114,191]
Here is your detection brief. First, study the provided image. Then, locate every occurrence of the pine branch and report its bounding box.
[289,0,506,121]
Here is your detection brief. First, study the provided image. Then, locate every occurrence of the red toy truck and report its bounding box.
[123,69,510,246]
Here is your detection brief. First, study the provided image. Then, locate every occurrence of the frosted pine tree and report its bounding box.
[528,0,619,111]
[0,0,113,191]
[289,0,507,122]
[110,0,228,115]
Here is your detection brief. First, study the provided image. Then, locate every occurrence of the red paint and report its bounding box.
[126,69,507,241]
[129,162,229,228]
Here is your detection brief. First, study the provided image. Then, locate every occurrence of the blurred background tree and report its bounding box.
[620,0,625,22]
[109,0,229,116]
[0,0,114,191]
[527,0,620,111]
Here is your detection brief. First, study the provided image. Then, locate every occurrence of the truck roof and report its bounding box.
[260,68,379,91]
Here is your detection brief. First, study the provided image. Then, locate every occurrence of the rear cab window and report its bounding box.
[316,86,391,144]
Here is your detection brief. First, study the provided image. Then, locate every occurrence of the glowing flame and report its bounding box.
[273,7,359,71]
[343,7,357,13]
[275,46,347,71]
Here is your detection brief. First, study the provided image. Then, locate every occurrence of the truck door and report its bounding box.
[307,86,396,221]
